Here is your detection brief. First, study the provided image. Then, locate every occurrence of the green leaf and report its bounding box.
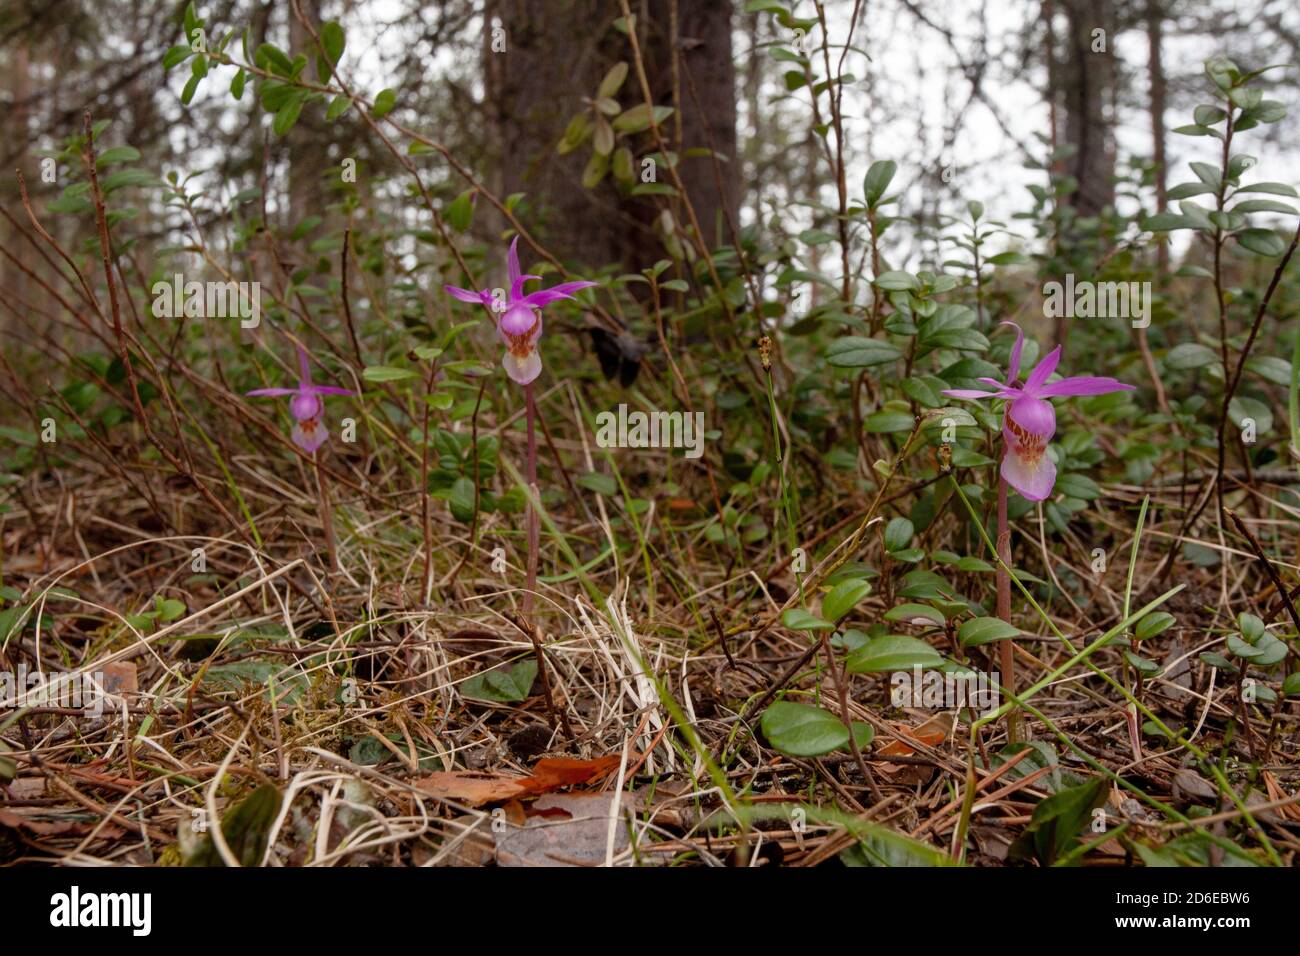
[462,659,537,703]
[576,472,618,496]
[255,43,294,76]
[1229,395,1272,435]
[865,409,915,433]
[1125,651,1160,676]
[1009,776,1109,866]
[862,159,896,206]
[825,336,903,368]
[1236,228,1285,256]
[822,578,872,622]
[1165,343,1218,370]
[884,603,945,628]
[760,701,872,757]
[1141,213,1192,232]
[1236,182,1298,197]
[597,62,629,98]
[326,95,351,121]
[1232,198,1297,215]
[958,616,1020,647]
[97,145,140,167]
[1054,473,1101,501]
[320,21,345,65]
[273,95,305,136]
[1226,634,1263,659]
[445,190,475,232]
[448,476,476,523]
[155,598,186,622]
[1283,673,1300,697]
[874,270,917,291]
[371,88,397,118]
[582,151,609,188]
[231,68,246,100]
[0,605,31,643]
[883,516,914,552]
[612,103,673,134]
[781,608,834,632]
[846,635,944,673]
[362,365,416,383]
[163,44,193,70]
[1238,613,1265,642]
[183,783,282,867]
[1134,612,1175,641]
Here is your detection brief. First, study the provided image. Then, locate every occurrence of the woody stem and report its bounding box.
[996,475,1020,742]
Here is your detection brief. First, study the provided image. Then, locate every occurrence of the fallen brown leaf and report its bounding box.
[414,755,622,808]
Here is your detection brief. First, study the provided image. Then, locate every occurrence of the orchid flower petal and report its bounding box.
[246,387,297,397]
[1024,345,1062,393]
[507,236,522,288]
[296,344,313,388]
[304,385,355,396]
[1001,321,1025,384]
[510,273,541,302]
[1035,376,1137,398]
[942,388,1002,400]
[444,284,490,305]
[518,280,598,309]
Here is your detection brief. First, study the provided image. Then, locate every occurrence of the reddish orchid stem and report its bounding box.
[524,383,539,614]
[521,383,571,739]
[995,475,1020,742]
[314,453,339,573]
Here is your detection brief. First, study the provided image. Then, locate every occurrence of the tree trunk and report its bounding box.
[1059,0,1115,217]
[288,0,331,231]
[489,0,736,272]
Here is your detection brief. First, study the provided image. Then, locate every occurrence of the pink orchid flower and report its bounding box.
[247,345,353,453]
[444,237,597,386]
[941,322,1135,501]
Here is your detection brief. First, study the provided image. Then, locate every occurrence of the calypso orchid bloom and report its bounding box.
[941,322,1135,501]
[246,344,353,453]
[444,236,597,386]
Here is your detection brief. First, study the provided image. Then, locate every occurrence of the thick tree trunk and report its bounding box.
[289,0,331,231]
[489,0,736,272]
[1059,0,1115,217]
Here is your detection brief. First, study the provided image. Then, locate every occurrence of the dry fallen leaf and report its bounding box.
[102,661,138,696]
[413,771,528,807]
[494,792,630,867]
[414,755,621,808]
[878,712,953,757]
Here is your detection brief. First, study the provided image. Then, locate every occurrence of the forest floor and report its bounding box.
[3,436,1298,868]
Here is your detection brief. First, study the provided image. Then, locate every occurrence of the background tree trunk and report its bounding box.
[1059,0,1115,217]
[489,0,737,272]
